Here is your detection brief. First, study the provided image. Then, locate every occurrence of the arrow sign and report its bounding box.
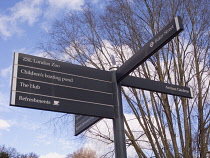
[74,115,101,136]
[116,16,184,82]
[121,76,193,98]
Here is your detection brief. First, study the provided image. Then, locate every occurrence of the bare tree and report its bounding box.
[20,152,39,158]
[0,152,9,158]
[40,0,210,157]
[0,145,39,158]
[0,145,19,158]
[66,147,97,158]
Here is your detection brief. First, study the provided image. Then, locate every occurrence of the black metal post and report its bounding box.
[112,71,127,158]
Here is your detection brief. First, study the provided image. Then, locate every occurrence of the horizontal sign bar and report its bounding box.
[116,16,184,82]
[75,115,101,136]
[15,65,113,93]
[14,78,114,105]
[16,53,112,82]
[121,76,193,98]
[11,91,114,118]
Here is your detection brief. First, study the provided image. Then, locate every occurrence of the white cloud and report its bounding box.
[40,152,65,158]
[40,21,51,32]
[0,16,13,37]
[0,66,12,78]
[0,0,43,38]
[33,51,52,59]
[0,0,85,38]
[44,0,84,19]
[0,15,21,38]
[9,0,43,26]
[58,139,80,151]
[48,0,84,10]
[0,119,11,131]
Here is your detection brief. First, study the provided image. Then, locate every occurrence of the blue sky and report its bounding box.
[0,0,88,157]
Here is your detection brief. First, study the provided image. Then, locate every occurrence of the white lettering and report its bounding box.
[177,88,189,93]
[20,82,29,87]
[44,73,61,82]
[20,81,40,89]
[154,25,174,44]
[165,86,189,93]
[32,59,60,68]
[62,77,73,83]
[23,57,32,62]
[33,59,51,66]
[21,69,44,77]
[155,34,164,43]
[51,63,60,68]
[165,86,176,91]
[18,96,51,104]
[29,83,40,89]
[164,25,174,35]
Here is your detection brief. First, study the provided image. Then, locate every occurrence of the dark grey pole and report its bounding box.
[112,75,127,158]
[110,55,127,158]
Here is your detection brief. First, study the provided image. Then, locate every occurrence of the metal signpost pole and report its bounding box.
[110,56,127,158]
[112,71,127,158]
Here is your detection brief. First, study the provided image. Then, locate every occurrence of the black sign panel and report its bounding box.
[10,53,115,118]
[122,76,193,98]
[16,65,113,93]
[116,16,184,82]
[75,115,101,136]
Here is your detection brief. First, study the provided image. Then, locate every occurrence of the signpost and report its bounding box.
[75,115,101,136]
[10,16,193,158]
[116,16,183,82]
[121,76,193,98]
[10,53,115,118]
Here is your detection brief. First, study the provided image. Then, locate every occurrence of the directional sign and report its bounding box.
[121,76,193,98]
[10,53,115,118]
[75,115,101,136]
[116,16,184,82]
